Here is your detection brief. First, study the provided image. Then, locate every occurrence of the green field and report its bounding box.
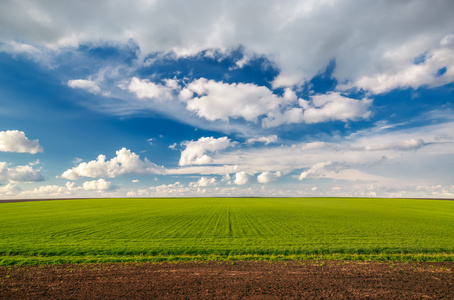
[0,197,453,265]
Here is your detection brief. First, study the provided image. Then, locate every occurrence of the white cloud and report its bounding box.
[168,165,239,176]
[65,181,79,191]
[0,162,44,182]
[189,176,216,188]
[179,79,372,128]
[257,171,282,184]
[67,79,101,94]
[363,138,426,152]
[82,178,114,191]
[2,1,453,93]
[222,173,231,182]
[127,182,192,197]
[18,185,75,198]
[298,162,385,182]
[415,184,454,198]
[263,92,372,127]
[246,135,278,145]
[339,35,454,94]
[122,77,178,101]
[179,136,236,166]
[60,147,166,180]
[298,161,332,180]
[303,93,372,124]
[3,181,120,199]
[177,120,453,190]
[180,78,295,123]
[234,171,249,185]
[0,130,43,154]
[0,41,40,54]
[0,183,21,196]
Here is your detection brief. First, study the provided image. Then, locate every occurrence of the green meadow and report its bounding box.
[0,197,453,265]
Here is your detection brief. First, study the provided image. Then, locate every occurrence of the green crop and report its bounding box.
[0,197,453,265]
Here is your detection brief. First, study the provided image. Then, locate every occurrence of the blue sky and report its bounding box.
[0,0,453,199]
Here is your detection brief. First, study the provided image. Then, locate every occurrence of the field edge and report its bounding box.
[1,253,453,266]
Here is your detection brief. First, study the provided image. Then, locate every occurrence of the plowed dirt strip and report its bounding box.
[1,261,453,299]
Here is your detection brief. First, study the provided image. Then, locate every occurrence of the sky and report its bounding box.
[0,0,453,199]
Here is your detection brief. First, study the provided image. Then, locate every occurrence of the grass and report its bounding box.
[0,197,453,265]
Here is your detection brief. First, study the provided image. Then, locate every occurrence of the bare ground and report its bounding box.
[1,261,453,299]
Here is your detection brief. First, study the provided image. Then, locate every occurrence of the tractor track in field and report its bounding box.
[1,260,453,299]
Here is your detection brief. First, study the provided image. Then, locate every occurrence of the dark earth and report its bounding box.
[1,261,453,299]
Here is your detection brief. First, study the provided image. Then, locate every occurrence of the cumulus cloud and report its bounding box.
[179,78,295,123]
[234,171,249,185]
[60,148,166,180]
[179,80,371,127]
[189,176,216,188]
[263,92,372,127]
[67,79,101,94]
[82,178,115,191]
[121,77,178,101]
[257,171,282,184]
[65,181,79,191]
[303,93,372,124]
[0,130,43,154]
[179,136,236,166]
[246,135,278,145]
[185,120,453,188]
[0,162,44,182]
[23,185,69,197]
[0,183,21,196]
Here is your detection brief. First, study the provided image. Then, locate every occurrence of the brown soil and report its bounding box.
[1,261,453,299]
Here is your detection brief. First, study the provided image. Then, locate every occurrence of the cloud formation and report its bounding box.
[257,171,282,184]
[246,135,278,145]
[262,92,372,127]
[82,178,115,191]
[177,121,453,188]
[234,171,249,185]
[0,162,44,182]
[0,183,21,195]
[363,138,426,152]
[122,77,178,101]
[67,79,101,94]
[126,77,372,128]
[339,35,454,94]
[61,148,166,180]
[298,161,332,180]
[179,78,295,122]
[1,1,453,199]
[1,0,453,93]
[189,176,217,188]
[179,136,236,166]
[0,130,43,154]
